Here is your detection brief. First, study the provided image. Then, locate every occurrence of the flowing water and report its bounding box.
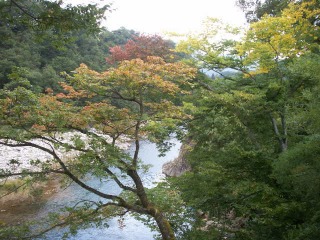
[39,139,181,240]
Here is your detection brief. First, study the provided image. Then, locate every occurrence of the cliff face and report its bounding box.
[162,142,192,177]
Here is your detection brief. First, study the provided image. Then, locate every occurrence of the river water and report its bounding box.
[39,139,181,240]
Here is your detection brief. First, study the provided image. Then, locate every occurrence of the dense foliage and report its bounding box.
[1,0,320,239]
[171,0,320,239]
[0,2,197,239]
[0,24,139,90]
[0,0,139,90]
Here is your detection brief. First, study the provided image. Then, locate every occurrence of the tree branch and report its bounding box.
[0,181,27,200]
[0,169,65,178]
[0,140,124,202]
[10,0,39,22]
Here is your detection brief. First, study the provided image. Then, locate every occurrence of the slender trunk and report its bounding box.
[280,113,287,151]
[270,114,287,152]
[128,94,175,239]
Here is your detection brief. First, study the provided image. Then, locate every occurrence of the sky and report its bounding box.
[67,0,247,35]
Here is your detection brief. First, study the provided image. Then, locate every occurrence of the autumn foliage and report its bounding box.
[106,34,177,64]
[0,51,196,239]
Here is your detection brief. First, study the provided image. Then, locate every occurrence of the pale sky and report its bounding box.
[67,0,247,35]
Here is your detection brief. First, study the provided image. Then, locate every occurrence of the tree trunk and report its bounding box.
[127,169,175,239]
[270,115,287,152]
[149,207,175,240]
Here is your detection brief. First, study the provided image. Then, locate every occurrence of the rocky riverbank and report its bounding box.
[162,142,192,177]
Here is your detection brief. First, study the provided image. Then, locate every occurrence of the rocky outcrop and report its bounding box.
[162,142,192,177]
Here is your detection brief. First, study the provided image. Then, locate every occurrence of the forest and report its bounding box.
[0,0,320,239]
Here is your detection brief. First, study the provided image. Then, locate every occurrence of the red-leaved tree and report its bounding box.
[106,34,178,64]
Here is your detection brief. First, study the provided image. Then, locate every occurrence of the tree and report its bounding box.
[171,1,320,238]
[0,57,196,239]
[236,0,291,22]
[0,1,138,91]
[236,0,320,28]
[237,0,320,151]
[0,0,111,90]
[0,0,109,35]
[177,1,319,152]
[106,34,178,65]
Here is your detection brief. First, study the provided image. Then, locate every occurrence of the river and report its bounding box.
[38,138,181,240]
